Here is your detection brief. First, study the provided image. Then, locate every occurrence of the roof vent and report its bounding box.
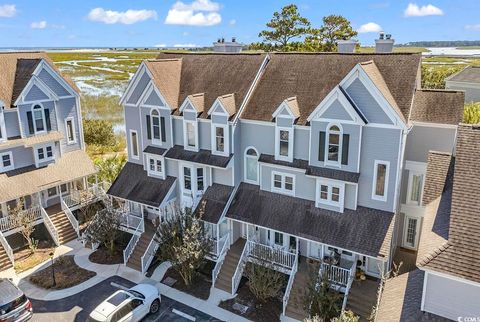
[375,32,394,53]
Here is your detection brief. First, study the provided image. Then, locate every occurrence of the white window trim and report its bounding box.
[325,123,343,167]
[271,171,295,196]
[34,143,55,166]
[65,117,76,145]
[146,154,165,179]
[211,123,229,156]
[0,112,6,143]
[129,130,139,160]
[244,146,259,184]
[183,120,199,152]
[150,108,163,144]
[372,160,390,202]
[31,103,47,134]
[406,170,425,206]
[315,178,345,212]
[275,125,293,162]
[0,151,14,172]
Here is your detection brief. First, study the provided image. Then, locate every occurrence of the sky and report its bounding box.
[0,0,479,48]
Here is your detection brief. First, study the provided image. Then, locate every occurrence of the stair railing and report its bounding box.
[282,251,299,315]
[123,220,143,265]
[341,261,357,312]
[211,232,230,288]
[140,235,159,275]
[231,241,250,295]
[41,207,59,246]
[0,230,14,267]
[60,196,80,237]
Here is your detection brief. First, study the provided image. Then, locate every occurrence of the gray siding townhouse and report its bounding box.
[377,124,480,321]
[0,52,99,272]
[445,65,480,102]
[109,50,464,320]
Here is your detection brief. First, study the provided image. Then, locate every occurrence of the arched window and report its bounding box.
[151,109,161,141]
[245,147,259,183]
[327,124,342,163]
[32,104,46,133]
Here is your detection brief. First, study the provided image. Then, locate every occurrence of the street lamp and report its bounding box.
[49,252,56,288]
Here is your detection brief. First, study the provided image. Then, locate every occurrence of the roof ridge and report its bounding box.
[417,241,451,267]
[417,88,464,94]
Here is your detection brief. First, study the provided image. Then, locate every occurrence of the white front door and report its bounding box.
[180,164,206,209]
[403,216,420,249]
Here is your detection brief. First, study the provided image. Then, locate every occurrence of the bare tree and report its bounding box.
[9,199,37,254]
[84,208,121,256]
[244,262,285,302]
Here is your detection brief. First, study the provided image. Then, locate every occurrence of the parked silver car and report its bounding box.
[0,279,33,322]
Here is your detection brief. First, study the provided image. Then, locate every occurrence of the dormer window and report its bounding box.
[316,178,345,212]
[275,127,293,162]
[183,120,198,151]
[211,123,229,156]
[327,125,341,163]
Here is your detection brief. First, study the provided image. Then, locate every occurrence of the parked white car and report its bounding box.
[88,284,161,322]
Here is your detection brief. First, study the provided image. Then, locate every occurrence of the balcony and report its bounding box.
[62,181,109,211]
[0,206,42,235]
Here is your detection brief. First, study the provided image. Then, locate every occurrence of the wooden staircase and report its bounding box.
[0,244,13,271]
[126,223,156,272]
[346,278,380,321]
[214,238,246,293]
[49,211,78,244]
[285,266,309,321]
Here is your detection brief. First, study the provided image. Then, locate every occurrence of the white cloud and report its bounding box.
[229,19,236,26]
[31,21,47,29]
[0,4,16,17]
[358,22,382,33]
[165,0,221,26]
[404,3,443,17]
[173,43,197,48]
[87,8,157,25]
[465,24,480,31]
[155,44,167,48]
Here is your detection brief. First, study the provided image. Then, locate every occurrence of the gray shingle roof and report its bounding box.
[194,183,234,224]
[164,145,232,168]
[410,89,464,125]
[143,145,167,156]
[226,183,394,258]
[446,65,480,83]
[107,162,176,207]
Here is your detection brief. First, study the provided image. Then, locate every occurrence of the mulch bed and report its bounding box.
[219,277,284,322]
[89,247,124,265]
[161,261,214,300]
[29,255,96,289]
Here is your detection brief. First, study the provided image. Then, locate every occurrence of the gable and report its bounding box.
[37,68,71,97]
[144,88,165,107]
[127,71,150,105]
[24,84,49,102]
[278,106,292,117]
[212,102,227,115]
[321,99,355,122]
[344,78,393,125]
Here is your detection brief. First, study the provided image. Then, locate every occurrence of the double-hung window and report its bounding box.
[245,148,259,184]
[36,144,54,164]
[212,124,228,155]
[318,184,341,204]
[407,172,424,205]
[0,151,13,172]
[147,155,164,178]
[271,172,295,196]
[372,160,389,201]
[183,167,192,191]
[326,124,341,164]
[151,110,161,142]
[275,127,293,162]
[183,121,198,151]
[33,104,46,133]
[215,127,224,152]
[316,179,345,211]
[197,168,204,191]
[65,117,76,144]
[130,130,139,159]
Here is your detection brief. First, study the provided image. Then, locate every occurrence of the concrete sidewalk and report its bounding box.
[4,240,250,322]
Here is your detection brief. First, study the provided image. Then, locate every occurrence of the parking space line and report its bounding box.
[172,308,196,321]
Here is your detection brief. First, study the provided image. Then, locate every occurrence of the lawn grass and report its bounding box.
[29,255,96,289]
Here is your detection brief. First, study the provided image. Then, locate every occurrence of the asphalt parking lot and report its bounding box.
[29,276,222,322]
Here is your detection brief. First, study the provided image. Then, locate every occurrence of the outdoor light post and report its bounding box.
[49,252,56,287]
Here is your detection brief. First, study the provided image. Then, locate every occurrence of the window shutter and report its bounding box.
[44,109,51,131]
[160,117,166,142]
[146,115,151,140]
[342,134,349,165]
[26,111,34,134]
[318,131,326,161]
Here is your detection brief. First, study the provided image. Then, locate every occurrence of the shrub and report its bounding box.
[463,102,480,124]
[94,154,127,184]
[244,262,285,302]
[83,119,116,147]
[421,65,463,89]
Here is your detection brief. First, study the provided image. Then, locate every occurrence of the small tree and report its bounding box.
[154,205,211,287]
[9,199,37,254]
[302,266,342,321]
[331,310,359,322]
[244,262,285,302]
[94,154,127,184]
[84,208,121,256]
[83,119,116,147]
[305,15,357,52]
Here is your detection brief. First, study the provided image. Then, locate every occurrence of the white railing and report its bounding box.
[60,196,79,237]
[320,262,351,287]
[123,220,143,264]
[119,211,144,234]
[41,207,59,246]
[282,251,299,315]
[341,262,357,311]
[141,236,159,275]
[212,232,231,288]
[0,230,14,266]
[63,181,108,209]
[231,241,249,295]
[247,240,297,270]
[0,206,42,233]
